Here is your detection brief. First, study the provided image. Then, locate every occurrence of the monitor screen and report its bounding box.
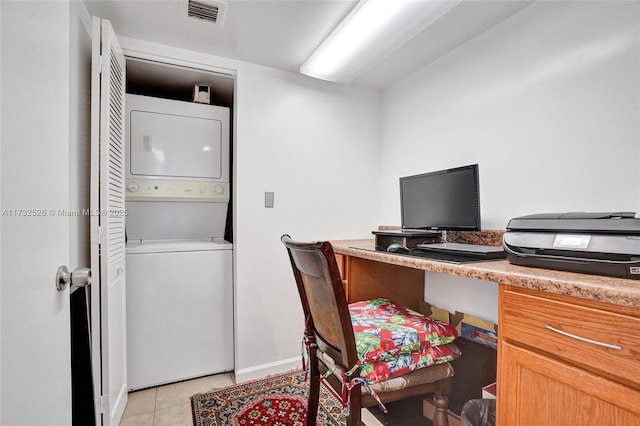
[400,164,481,231]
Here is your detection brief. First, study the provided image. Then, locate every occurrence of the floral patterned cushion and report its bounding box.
[349,298,458,363]
[359,342,461,383]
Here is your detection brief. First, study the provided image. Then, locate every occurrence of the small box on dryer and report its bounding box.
[193,84,210,104]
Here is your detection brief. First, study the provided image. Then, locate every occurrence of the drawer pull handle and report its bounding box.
[545,325,622,350]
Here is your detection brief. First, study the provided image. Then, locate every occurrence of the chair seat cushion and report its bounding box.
[367,359,455,394]
[359,342,461,382]
[318,342,460,384]
[349,298,458,363]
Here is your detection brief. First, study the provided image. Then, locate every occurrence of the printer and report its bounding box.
[503,212,640,280]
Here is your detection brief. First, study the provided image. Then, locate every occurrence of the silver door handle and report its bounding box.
[56,265,91,291]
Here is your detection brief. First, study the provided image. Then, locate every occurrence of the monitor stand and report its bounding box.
[372,229,442,237]
[372,230,442,250]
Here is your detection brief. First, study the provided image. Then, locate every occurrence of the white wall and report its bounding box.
[233,66,381,380]
[379,1,639,323]
[117,37,381,381]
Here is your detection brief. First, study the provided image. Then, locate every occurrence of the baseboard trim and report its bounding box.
[234,356,302,384]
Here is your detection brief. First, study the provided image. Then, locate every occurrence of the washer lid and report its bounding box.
[126,238,232,254]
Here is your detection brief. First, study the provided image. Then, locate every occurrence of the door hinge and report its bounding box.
[98,394,109,414]
[96,225,106,246]
[93,54,104,74]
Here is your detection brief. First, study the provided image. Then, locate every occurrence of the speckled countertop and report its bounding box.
[330,239,640,310]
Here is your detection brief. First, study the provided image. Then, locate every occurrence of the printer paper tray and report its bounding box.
[504,243,640,280]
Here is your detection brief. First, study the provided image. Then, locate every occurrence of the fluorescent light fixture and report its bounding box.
[300,0,461,84]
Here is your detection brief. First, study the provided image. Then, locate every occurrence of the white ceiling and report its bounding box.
[84,0,534,90]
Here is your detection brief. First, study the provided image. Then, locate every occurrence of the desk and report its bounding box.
[331,239,640,426]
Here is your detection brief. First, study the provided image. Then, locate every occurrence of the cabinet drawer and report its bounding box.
[501,288,640,388]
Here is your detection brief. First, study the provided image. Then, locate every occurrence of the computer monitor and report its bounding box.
[400,164,481,231]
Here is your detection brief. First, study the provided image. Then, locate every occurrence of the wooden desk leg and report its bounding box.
[346,256,424,311]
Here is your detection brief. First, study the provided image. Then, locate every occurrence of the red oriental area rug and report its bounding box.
[191,370,346,426]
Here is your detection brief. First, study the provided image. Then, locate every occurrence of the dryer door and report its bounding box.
[129,110,222,179]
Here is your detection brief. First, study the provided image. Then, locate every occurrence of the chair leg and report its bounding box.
[346,383,363,426]
[432,392,450,426]
[306,345,320,426]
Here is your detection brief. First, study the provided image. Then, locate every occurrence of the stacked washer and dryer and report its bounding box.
[124,94,234,391]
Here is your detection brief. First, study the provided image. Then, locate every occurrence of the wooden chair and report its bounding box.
[281,235,456,426]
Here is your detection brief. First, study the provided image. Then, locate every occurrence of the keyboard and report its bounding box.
[415,242,506,259]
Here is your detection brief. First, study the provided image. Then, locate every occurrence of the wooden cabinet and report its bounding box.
[497,286,640,425]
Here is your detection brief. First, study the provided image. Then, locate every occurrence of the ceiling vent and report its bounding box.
[188,0,226,25]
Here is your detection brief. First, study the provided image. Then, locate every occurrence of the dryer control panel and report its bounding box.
[125,179,229,202]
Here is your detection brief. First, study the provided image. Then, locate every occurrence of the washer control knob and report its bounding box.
[215,184,224,195]
[127,182,139,192]
[185,186,193,193]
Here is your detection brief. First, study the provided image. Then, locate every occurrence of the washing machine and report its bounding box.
[124,94,233,390]
[126,238,233,390]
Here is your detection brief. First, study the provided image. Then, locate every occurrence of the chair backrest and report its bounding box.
[281,235,358,369]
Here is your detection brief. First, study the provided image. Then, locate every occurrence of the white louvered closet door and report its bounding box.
[90,17,128,426]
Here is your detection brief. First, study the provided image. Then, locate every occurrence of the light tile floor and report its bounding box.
[119,372,384,426]
[119,373,235,426]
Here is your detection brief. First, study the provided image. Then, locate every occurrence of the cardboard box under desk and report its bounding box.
[482,382,497,399]
[419,300,498,417]
[374,234,441,250]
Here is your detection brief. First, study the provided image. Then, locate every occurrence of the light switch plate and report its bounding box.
[265,191,274,208]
